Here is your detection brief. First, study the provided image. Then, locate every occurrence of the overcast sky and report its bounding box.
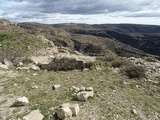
[0,0,160,25]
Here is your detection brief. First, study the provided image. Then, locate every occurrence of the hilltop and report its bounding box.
[0,18,160,120]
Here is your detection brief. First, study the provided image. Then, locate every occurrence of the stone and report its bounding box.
[52,85,61,90]
[14,83,18,86]
[0,63,8,69]
[30,64,40,71]
[32,85,38,89]
[18,62,23,66]
[86,87,93,91]
[13,96,29,107]
[70,104,80,116]
[60,103,70,108]
[69,86,79,92]
[23,110,44,120]
[33,73,38,76]
[57,107,72,119]
[76,91,94,101]
[16,67,29,70]
[132,109,138,114]
[80,87,85,91]
[4,59,13,67]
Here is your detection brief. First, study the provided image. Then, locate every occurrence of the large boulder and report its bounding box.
[56,103,80,119]
[13,96,29,107]
[57,107,72,119]
[76,91,94,101]
[70,104,80,116]
[23,110,44,120]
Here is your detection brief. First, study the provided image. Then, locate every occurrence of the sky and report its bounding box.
[0,0,160,25]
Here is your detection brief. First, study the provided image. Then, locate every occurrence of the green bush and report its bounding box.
[123,65,146,78]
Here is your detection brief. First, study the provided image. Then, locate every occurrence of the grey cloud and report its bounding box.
[6,0,159,15]
[1,0,160,24]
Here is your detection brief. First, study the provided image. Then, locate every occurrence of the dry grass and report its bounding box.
[0,66,160,120]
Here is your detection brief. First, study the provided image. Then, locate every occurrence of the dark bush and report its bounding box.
[123,65,146,78]
[104,55,116,62]
[144,57,157,62]
[111,58,131,68]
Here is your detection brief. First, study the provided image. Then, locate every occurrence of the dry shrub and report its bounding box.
[111,58,131,68]
[123,65,146,78]
[144,57,157,62]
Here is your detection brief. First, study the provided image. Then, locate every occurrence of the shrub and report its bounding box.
[111,58,131,68]
[123,65,146,78]
[144,57,157,62]
[104,55,116,62]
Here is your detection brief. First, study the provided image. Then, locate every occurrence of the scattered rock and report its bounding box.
[13,96,29,107]
[132,109,138,114]
[23,110,44,120]
[56,103,80,119]
[80,87,85,91]
[86,87,93,91]
[13,83,18,86]
[60,103,70,108]
[29,64,40,71]
[18,62,23,67]
[69,86,80,92]
[83,68,90,71]
[57,107,72,119]
[0,63,8,69]
[70,104,80,116]
[16,67,29,70]
[52,85,61,90]
[32,85,38,89]
[33,73,38,76]
[76,91,94,101]
[4,59,13,67]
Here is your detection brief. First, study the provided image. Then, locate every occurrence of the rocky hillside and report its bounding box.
[0,18,160,120]
[19,22,160,59]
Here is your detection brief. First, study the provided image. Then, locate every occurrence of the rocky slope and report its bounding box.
[0,18,160,120]
[19,22,160,60]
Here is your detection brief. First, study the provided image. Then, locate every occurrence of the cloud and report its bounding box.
[0,0,160,25]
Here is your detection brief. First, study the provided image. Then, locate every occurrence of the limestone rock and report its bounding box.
[33,73,38,76]
[69,86,80,92]
[60,103,70,108]
[4,59,13,67]
[76,91,94,101]
[132,109,138,114]
[0,63,8,69]
[52,85,61,90]
[57,107,72,119]
[16,67,29,70]
[86,87,93,91]
[29,64,40,71]
[32,85,38,89]
[23,110,44,120]
[18,62,23,67]
[13,96,29,107]
[70,104,80,116]
[80,87,85,91]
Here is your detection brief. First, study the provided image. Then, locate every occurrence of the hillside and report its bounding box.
[0,18,160,120]
[19,22,160,59]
